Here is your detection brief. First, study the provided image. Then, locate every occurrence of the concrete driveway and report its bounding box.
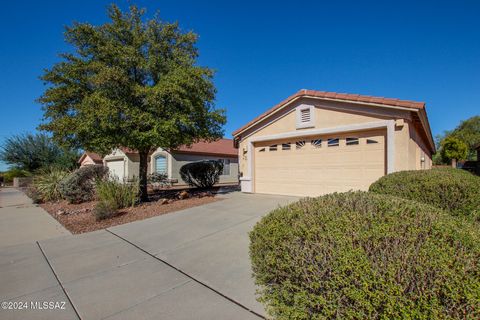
[0,191,298,320]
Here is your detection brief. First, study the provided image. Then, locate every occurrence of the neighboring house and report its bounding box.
[102,139,239,186]
[232,89,435,197]
[78,152,103,167]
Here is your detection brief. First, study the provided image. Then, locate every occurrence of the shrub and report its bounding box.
[93,200,118,221]
[24,186,43,204]
[59,165,108,203]
[95,177,138,209]
[94,177,138,221]
[179,160,223,188]
[34,169,69,201]
[250,192,480,320]
[369,168,480,219]
[147,172,169,188]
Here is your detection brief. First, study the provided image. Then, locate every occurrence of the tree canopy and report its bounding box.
[433,115,480,163]
[0,133,79,172]
[449,116,480,160]
[440,136,468,163]
[38,4,226,200]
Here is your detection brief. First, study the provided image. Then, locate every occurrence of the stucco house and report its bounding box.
[78,152,103,167]
[102,139,239,186]
[233,89,435,197]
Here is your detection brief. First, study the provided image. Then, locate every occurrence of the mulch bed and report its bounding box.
[40,192,220,234]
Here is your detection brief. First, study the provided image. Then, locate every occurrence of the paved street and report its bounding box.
[0,189,297,319]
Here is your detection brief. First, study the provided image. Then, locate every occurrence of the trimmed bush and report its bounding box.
[179,160,223,188]
[59,165,108,203]
[34,169,69,201]
[369,168,480,219]
[250,192,480,319]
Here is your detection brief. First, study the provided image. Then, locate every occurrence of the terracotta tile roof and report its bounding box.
[78,152,103,164]
[121,139,237,157]
[232,89,426,136]
[176,139,237,157]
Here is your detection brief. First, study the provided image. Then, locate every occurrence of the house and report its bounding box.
[78,152,103,167]
[232,89,435,197]
[102,139,239,186]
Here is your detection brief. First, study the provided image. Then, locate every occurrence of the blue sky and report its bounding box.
[1,0,479,171]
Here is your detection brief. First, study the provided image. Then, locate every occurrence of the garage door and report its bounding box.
[106,160,125,181]
[254,130,386,196]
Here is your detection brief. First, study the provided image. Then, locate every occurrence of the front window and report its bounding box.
[221,159,231,175]
[155,155,167,174]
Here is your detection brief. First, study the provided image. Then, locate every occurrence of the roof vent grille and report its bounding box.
[300,108,311,123]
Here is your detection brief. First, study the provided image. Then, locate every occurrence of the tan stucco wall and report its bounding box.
[171,153,239,185]
[80,156,97,167]
[237,99,431,195]
[239,100,412,176]
[104,148,238,185]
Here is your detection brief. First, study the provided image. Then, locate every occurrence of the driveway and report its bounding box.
[0,191,298,319]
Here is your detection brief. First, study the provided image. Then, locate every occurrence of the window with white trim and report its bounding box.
[269,144,277,151]
[282,143,291,150]
[155,155,167,174]
[367,139,379,144]
[258,148,265,152]
[220,159,231,175]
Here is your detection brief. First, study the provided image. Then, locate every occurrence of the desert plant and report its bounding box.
[369,167,480,219]
[95,177,139,209]
[34,168,69,201]
[24,186,43,204]
[179,160,223,188]
[59,165,108,203]
[0,133,79,172]
[93,200,118,221]
[250,192,480,320]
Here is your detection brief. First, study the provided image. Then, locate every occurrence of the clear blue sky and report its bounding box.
[1,0,479,171]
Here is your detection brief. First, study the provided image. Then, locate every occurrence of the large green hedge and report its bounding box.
[369,168,480,219]
[250,192,479,319]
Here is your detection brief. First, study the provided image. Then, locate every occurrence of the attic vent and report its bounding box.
[300,108,311,123]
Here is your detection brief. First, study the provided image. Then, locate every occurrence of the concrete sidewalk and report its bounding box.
[0,188,69,248]
[0,191,297,319]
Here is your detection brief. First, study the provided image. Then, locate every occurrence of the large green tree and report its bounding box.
[0,133,79,172]
[38,5,226,201]
[450,115,480,160]
[440,136,468,167]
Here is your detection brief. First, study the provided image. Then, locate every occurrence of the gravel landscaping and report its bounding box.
[40,192,220,234]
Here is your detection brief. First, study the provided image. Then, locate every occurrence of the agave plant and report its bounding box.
[34,168,70,202]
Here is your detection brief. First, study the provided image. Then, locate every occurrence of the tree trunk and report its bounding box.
[139,151,149,202]
[451,158,457,168]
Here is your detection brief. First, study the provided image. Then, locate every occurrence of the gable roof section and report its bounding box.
[232,89,434,152]
[120,139,237,157]
[78,152,103,164]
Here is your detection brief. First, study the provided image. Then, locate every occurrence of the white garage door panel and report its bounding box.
[106,160,125,181]
[254,131,385,197]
